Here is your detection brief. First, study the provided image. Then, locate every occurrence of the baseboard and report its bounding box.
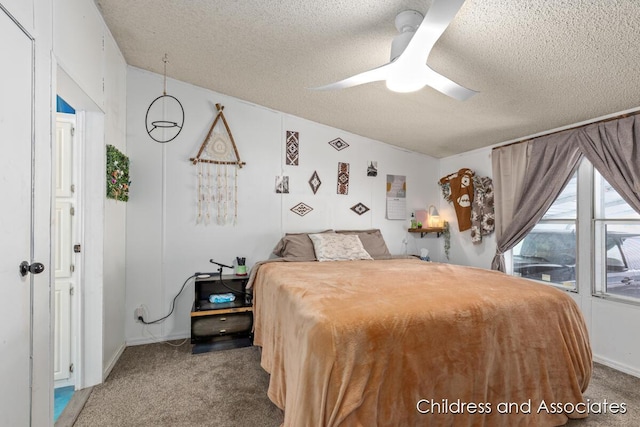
[126,332,190,346]
[593,354,640,379]
[103,342,126,381]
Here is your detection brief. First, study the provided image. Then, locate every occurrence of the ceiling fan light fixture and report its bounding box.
[310,0,476,100]
[385,68,426,93]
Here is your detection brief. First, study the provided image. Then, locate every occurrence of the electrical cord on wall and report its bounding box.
[137,260,252,325]
[138,273,197,325]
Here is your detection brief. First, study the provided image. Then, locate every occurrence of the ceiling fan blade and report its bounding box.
[424,65,477,101]
[310,62,392,91]
[400,0,467,65]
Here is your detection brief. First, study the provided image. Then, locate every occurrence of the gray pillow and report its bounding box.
[335,229,392,260]
[272,230,334,261]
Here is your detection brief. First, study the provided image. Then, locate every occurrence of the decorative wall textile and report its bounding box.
[106,145,130,202]
[328,138,349,151]
[470,176,495,244]
[191,104,245,226]
[439,168,475,232]
[350,203,370,215]
[290,202,313,216]
[337,162,350,195]
[308,171,321,194]
[286,131,299,165]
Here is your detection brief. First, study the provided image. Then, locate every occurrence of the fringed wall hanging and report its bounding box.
[190,104,246,226]
[145,54,184,143]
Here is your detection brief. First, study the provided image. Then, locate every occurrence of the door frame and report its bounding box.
[55,65,105,390]
[54,112,80,388]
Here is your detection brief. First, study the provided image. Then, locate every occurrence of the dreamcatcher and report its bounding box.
[190,104,245,225]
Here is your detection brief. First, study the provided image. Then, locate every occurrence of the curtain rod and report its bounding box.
[492,109,640,151]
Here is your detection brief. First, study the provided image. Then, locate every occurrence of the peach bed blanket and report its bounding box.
[252,259,592,427]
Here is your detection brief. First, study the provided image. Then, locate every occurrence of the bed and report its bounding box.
[250,233,592,427]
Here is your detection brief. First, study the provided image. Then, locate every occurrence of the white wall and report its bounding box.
[102,28,128,379]
[125,67,441,343]
[53,0,128,384]
[437,147,496,268]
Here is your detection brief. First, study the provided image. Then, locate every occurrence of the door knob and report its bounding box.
[19,261,45,277]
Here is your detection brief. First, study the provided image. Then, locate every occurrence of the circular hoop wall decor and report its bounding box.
[145,94,184,143]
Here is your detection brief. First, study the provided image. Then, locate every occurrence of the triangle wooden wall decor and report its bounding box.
[190,103,246,168]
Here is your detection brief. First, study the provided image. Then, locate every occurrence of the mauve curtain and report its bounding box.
[492,143,530,239]
[491,130,583,271]
[576,115,640,215]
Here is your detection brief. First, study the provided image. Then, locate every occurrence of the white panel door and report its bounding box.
[54,282,71,381]
[0,6,37,426]
[55,120,73,198]
[54,202,73,279]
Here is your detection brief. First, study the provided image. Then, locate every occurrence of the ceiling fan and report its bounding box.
[311,0,476,100]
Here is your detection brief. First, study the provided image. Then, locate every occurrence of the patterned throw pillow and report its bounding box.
[335,229,392,260]
[308,233,373,262]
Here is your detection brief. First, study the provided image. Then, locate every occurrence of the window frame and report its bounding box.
[592,169,640,305]
[510,171,579,292]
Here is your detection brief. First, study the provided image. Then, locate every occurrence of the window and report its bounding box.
[594,171,640,301]
[512,173,577,290]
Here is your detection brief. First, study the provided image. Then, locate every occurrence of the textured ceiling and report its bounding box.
[95,0,640,158]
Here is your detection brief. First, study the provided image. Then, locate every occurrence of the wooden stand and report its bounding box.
[190,274,253,354]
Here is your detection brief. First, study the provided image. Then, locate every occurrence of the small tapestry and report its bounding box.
[290,202,313,217]
[337,162,350,195]
[350,202,370,215]
[328,137,349,151]
[286,131,299,165]
[308,171,322,194]
[106,145,130,202]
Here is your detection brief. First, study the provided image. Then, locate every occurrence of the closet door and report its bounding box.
[0,6,37,426]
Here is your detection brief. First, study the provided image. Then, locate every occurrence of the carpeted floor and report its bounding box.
[74,341,283,427]
[74,341,639,426]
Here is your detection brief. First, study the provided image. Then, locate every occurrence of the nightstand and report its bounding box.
[190,274,253,354]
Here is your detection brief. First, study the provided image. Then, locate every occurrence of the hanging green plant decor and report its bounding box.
[106,145,130,202]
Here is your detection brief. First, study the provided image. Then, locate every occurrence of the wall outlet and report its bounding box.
[134,306,145,322]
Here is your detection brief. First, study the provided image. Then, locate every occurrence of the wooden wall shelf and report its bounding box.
[408,227,445,238]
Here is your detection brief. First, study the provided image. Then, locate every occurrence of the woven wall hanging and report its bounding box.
[190,104,246,225]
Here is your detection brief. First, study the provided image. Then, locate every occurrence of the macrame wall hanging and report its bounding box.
[190,104,246,225]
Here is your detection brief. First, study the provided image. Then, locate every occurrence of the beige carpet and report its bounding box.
[74,341,639,426]
[75,341,283,426]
